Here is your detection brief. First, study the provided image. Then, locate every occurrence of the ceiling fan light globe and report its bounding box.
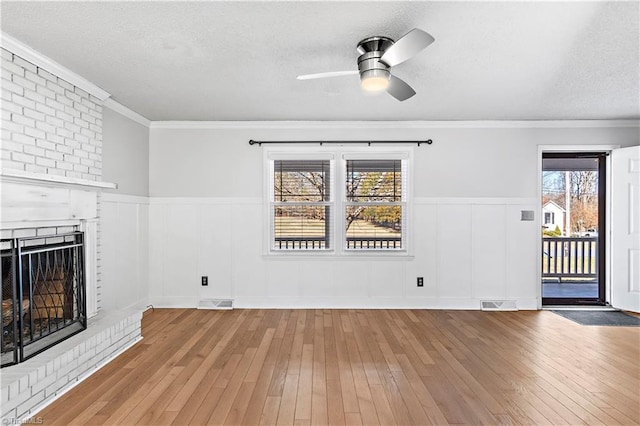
[360,69,390,92]
[361,77,389,92]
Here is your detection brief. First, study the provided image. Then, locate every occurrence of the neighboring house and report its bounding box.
[542,201,565,235]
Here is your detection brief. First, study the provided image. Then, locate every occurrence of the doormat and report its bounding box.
[551,310,640,326]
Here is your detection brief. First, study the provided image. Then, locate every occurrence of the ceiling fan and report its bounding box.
[296,28,435,102]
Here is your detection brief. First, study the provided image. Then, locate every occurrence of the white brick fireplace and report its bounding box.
[1,37,143,422]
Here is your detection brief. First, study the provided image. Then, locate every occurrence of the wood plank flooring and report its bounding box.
[37,309,639,425]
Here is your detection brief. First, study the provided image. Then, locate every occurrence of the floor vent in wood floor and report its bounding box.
[481,300,518,311]
[197,299,234,310]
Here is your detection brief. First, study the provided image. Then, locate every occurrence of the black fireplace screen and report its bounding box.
[1,231,86,367]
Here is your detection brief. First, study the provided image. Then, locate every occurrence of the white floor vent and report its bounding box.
[481,300,518,311]
[197,299,234,310]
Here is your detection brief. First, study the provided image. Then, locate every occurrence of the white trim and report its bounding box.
[150,197,262,205]
[263,253,415,260]
[604,152,614,306]
[101,192,150,204]
[150,120,640,130]
[1,32,110,101]
[104,98,151,127]
[148,196,535,206]
[415,197,538,205]
[149,296,199,308]
[227,297,538,310]
[537,144,622,153]
[0,169,117,190]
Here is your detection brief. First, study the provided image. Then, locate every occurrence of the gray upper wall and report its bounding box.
[148,124,639,198]
[102,106,149,196]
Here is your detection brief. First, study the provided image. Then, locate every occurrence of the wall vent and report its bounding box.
[480,300,518,311]
[197,299,233,310]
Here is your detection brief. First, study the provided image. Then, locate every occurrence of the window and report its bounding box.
[544,212,554,224]
[267,149,410,254]
[345,160,404,250]
[271,160,332,250]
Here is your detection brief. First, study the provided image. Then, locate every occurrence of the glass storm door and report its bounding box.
[541,153,606,305]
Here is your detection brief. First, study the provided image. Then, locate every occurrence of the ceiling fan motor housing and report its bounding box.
[357,36,394,82]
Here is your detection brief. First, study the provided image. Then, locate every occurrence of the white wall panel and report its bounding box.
[230,202,265,300]
[115,203,138,308]
[266,260,300,298]
[406,203,438,298]
[506,204,539,304]
[146,197,540,309]
[148,203,165,303]
[472,204,507,299]
[333,261,369,299]
[100,194,149,311]
[164,204,198,302]
[437,204,472,299]
[198,204,233,299]
[137,203,149,305]
[300,261,336,299]
[368,261,404,298]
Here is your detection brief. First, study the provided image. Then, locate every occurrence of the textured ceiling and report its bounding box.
[1,1,638,121]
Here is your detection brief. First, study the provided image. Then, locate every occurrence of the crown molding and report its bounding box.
[149,119,640,130]
[104,98,151,128]
[0,32,110,101]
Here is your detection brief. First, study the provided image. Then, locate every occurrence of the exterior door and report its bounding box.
[611,146,640,312]
[541,153,606,305]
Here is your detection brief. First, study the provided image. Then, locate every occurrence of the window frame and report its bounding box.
[264,146,413,257]
[340,151,409,254]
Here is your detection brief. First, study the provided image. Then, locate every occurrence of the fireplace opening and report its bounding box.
[1,229,86,367]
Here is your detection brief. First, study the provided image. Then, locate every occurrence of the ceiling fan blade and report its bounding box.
[387,75,416,101]
[380,28,435,67]
[296,70,358,80]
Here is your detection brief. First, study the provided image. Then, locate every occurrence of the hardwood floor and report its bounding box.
[37,309,639,425]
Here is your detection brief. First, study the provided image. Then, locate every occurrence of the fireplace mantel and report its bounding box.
[0,169,117,190]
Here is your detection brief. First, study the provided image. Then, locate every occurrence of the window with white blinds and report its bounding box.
[345,159,405,250]
[267,150,409,253]
[271,160,332,250]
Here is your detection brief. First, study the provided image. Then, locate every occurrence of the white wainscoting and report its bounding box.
[148,197,539,310]
[100,193,149,311]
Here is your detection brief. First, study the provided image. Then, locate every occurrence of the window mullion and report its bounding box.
[335,155,345,254]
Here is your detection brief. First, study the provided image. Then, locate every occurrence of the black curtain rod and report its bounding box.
[248,139,432,146]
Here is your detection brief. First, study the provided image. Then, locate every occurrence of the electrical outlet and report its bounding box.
[201,276,208,286]
[417,277,424,287]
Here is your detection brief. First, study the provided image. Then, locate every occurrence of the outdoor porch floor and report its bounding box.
[542,281,598,298]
